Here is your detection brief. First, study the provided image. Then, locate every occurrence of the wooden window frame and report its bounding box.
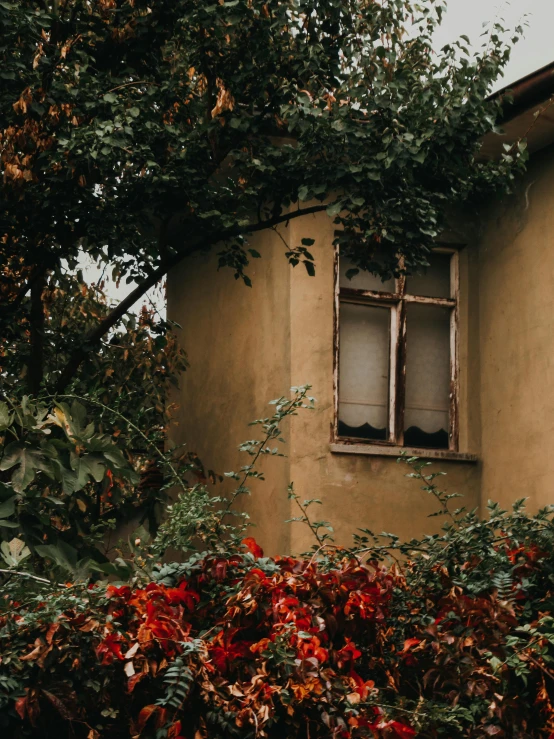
[333,246,460,451]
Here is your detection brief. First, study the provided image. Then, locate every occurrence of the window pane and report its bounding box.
[406,252,451,298]
[338,302,390,440]
[339,254,395,293]
[404,304,451,448]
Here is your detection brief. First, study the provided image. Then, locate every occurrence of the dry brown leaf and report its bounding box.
[211,79,235,118]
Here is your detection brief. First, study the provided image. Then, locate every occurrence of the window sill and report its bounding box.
[329,442,478,463]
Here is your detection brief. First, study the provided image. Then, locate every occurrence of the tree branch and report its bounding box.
[54,203,329,392]
[28,273,47,395]
[0,263,50,319]
[0,569,61,586]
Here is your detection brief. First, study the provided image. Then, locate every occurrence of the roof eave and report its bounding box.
[481,61,554,159]
[491,61,554,124]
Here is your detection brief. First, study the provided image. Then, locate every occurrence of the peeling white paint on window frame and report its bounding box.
[332,245,462,455]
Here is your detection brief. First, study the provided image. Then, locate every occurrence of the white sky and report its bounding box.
[436,0,554,90]
[84,0,554,310]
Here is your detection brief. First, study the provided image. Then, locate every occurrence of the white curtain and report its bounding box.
[404,304,450,434]
[338,302,390,431]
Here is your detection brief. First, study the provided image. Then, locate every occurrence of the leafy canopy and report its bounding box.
[1,0,527,386]
[0,272,188,572]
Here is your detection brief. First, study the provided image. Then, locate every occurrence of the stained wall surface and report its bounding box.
[168,208,483,555]
[477,146,554,513]
[167,228,293,555]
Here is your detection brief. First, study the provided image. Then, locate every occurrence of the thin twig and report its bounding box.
[526,654,554,682]
[302,543,342,574]
[219,426,279,523]
[291,494,325,547]
[104,80,159,94]
[0,569,63,586]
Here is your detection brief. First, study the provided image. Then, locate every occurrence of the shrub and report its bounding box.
[2,462,554,738]
[2,389,554,737]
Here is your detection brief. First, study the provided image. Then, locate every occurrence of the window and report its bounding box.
[334,248,459,450]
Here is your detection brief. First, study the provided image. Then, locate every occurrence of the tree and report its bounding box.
[1,0,527,396]
[0,7,545,733]
[0,276,187,573]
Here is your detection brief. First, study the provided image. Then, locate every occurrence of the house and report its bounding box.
[167,62,554,555]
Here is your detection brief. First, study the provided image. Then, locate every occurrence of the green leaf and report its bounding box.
[0,520,19,528]
[326,202,342,217]
[35,541,79,573]
[1,538,30,567]
[90,559,132,579]
[0,496,16,518]
[0,443,48,493]
[0,401,11,430]
[70,454,107,491]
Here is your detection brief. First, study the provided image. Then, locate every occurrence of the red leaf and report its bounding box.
[401,638,421,653]
[137,704,158,732]
[95,632,125,665]
[136,704,168,732]
[337,639,362,665]
[15,695,27,720]
[168,721,182,739]
[242,537,264,558]
[165,581,200,610]
[107,584,131,600]
[388,722,416,739]
[45,622,61,645]
[156,707,168,729]
[128,672,147,693]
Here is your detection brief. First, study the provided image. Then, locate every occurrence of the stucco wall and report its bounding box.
[167,228,293,555]
[168,209,482,555]
[286,213,481,553]
[477,146,554,512]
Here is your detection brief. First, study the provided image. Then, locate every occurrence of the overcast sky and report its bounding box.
[436,0,553,89]
[84,0,554,308]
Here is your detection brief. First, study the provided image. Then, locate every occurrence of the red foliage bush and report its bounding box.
[2,522,554,738]
[5,548,409,738]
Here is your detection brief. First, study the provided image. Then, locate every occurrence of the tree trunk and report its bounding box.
[28,274,46,396]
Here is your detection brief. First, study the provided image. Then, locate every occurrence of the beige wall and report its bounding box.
[477,146,554,513]
[167,229,293,555]
[168,208,483,555]
[169,145,554,554]
[285,213,480,553]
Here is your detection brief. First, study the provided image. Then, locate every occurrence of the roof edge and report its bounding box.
[491,61,554,123]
